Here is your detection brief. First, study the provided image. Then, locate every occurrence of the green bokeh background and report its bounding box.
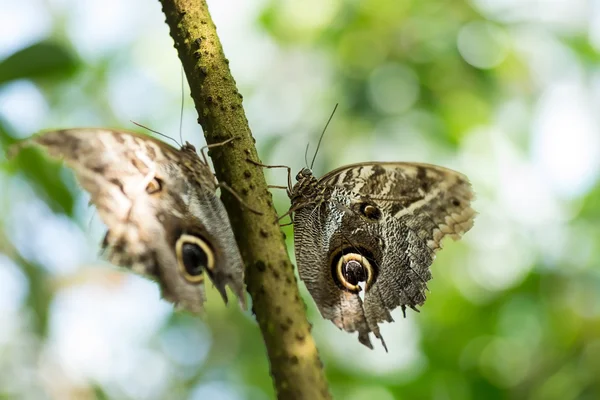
[1,1,599,399]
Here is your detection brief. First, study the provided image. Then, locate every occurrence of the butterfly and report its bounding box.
[12,128,247,312]
[288,161,475,349]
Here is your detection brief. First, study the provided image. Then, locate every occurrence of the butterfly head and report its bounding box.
[295,167,313,181]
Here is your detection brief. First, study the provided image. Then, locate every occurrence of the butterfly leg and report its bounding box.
[217,181,264,215]
[199,137,238,165]
[245,159,293,194]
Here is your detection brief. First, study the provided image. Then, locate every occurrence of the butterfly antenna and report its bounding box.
[131,120,180,147]
[310,103,338,170]
[179,67,185,145]
[304,142,310,169]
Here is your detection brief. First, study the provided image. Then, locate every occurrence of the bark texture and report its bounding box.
[158,1,331,399]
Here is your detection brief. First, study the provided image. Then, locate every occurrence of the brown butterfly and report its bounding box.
[289,162,475,349]
[253,105,476,349]
[13,128,246,312]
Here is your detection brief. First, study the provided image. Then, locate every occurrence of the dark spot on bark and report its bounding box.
[259,228,268,238]
[224,58,229,64]
[195,38,202,46]
[194,52,201,59]
[417,166,426,180]
[290,355,299,365]
[285,276,292,285]
[452,198,461,207]
[201,20,207,24]
[200,66,208,75]
[295,332,305,342]
[249,183,255,190]
[275,306,281,314]
[243,170,251,178]
[255,260,266,272]
[280,323,290,332]
[272,268,280,280]
[241,188,249,196]
[206,95,213,103]
[220,105,226,111]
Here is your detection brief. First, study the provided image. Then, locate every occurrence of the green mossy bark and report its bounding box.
[158,1,331,399]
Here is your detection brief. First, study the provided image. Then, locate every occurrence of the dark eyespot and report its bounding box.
[452,198,461,207]
[360,203,382,220]
[146,178,162,194]
[176,234,215,283]
[182,243,207,276]
[334,253,374,293]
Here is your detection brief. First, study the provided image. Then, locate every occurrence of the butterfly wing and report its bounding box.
[20,128,246,312]
[293,162,475,348]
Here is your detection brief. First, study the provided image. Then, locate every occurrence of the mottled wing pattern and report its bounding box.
[320,162,476,252]
[294,162,475,349]
[23,128,246,312]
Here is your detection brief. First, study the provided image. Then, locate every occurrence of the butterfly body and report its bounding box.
[21,128,245,312]
[290,162,475,349]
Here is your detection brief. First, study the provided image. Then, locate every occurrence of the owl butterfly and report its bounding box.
[288,162,475,350]
[13,129,246,312]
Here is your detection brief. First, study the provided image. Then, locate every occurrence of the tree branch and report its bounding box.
[158,1,331,398]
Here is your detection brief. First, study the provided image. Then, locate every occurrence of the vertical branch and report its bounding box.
[158,1,331,399]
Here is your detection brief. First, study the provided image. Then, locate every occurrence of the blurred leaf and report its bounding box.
[561,36,600,65]
[0,120,75,216]
[578,182,600,221]
[0,41,78,85]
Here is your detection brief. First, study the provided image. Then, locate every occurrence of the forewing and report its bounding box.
[320,162,476,252]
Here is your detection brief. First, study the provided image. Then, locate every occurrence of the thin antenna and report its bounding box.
[131,120,180,147]
[179,67,185,145]
[310,103,338,170]
[304,142,310,169]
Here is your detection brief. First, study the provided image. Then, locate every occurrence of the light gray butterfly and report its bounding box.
[288,161,475,349]
[13,128,246,312]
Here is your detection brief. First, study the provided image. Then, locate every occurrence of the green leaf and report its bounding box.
[0,41,78,85]
[0,121,75,216]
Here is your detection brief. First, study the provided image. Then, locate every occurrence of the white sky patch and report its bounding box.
[0,0,51,59]
[532,82,600,198]
[8,195,92,275]
[0,81,49,137]
[64,0,147,60]
[45,277,172,394]
[315,307,425,377]
[0,256,29,346]
[472,0,588,32]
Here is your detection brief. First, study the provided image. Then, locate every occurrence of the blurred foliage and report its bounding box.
[1,1,600,400]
